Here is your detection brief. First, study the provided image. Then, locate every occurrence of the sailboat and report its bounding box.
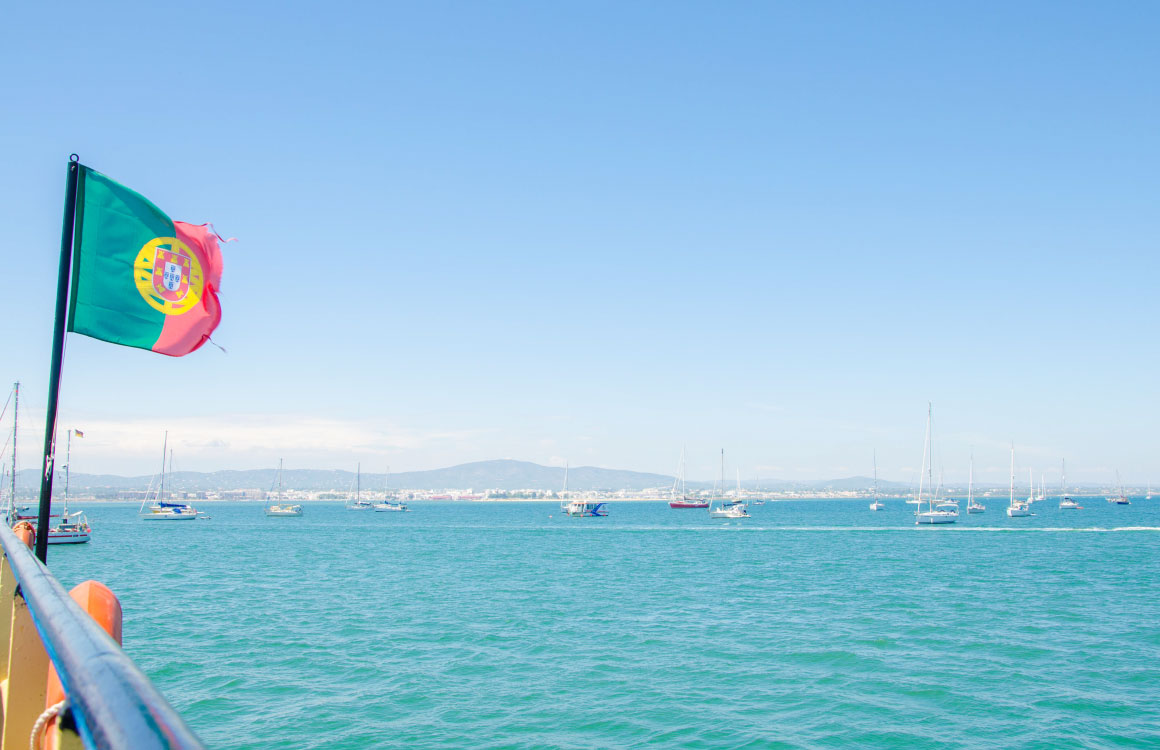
[709,450,749,519]
[1058,459,1081,509]
[966,451,985,513]
[265,459,302,517]
[934,467,959,512]
[346,463,373,510]
[915,404,956,524]
[374,466,408,511]
[3,385,88,541]
[140,433,198,520]
[1106,471,1130,504]
[1148,482,1153,501]
[868,450,884,511]
[670,448,708,508]
[46,429,91,542]
[1006,444,1031,517]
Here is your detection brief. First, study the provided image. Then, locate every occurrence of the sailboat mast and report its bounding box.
[926,403,934,512]
[968,450,974,505]
[159,431,168,501]
[357,462,361,501]
[873,449,878,501]
[1009,443,1015,507]
[10,382,17,513]
[63,429,72,514]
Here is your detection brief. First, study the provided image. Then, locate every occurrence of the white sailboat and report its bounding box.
[1058,459,1081,509]
[966,451,985,513]
[1006,444,1031,517]
[1106,471,1130,504]
[265,459,302,517]
[915,404,956,525]
[869,450,884,511]
[2,385,88,541]
[374,466,408,512]
[709,450,749,519]
[347,463,373,510]
[48,429,92,542]
[140,433,198,520]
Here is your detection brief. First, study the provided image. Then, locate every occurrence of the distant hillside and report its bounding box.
[9,463,1092,495]
[12,459,677,493]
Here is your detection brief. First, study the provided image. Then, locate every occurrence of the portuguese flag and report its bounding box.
[67,166,224,356]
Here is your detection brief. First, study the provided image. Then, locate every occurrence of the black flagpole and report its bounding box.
[35,155,80,563]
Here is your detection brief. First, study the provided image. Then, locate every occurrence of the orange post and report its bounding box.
[44,582,123,750]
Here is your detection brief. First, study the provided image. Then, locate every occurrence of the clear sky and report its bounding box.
[1,1,1157,485]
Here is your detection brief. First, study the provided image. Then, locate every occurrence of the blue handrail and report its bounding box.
[0,523,205,750]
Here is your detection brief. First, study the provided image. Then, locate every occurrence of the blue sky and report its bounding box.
[1,1,1156,484]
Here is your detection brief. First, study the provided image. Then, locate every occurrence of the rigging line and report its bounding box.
[0,385,13,425]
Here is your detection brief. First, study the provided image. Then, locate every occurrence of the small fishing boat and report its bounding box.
[265,460,302,517]
[561,499,608,517]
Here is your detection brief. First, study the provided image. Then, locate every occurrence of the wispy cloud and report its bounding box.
[46,414,491,474]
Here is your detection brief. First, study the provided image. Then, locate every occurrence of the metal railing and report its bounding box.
[0,522,205,750]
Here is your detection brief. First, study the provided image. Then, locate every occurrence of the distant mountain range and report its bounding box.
[12,459,917,494]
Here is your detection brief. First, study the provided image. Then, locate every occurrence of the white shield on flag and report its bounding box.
[162,262,184,292]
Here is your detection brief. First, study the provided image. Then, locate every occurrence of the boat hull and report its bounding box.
[47,531,91,544]
[140,512,198,520]
[915,512,956,524]
[669,501,709,509]
[1006,507,1032,517]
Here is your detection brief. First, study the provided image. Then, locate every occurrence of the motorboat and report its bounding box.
[561,500,607,517]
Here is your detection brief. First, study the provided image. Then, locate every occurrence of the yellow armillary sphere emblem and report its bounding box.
[134,237,205,315]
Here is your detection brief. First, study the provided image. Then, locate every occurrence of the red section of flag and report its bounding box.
[153,222,224,356]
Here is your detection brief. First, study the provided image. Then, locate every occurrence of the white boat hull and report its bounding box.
[869,502,884,511]
[374,505,408,512]
[140,512,198,520]
[265,508,302,517]
[915,511,956,524]
[1006,506,1032,517]
[47,530,91,544]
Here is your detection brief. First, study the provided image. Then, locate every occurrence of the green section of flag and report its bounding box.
[67,167,173,351]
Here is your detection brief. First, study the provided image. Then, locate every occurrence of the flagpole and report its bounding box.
[35,155,80,563]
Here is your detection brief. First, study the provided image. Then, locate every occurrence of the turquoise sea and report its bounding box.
[50,499,1160,749]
